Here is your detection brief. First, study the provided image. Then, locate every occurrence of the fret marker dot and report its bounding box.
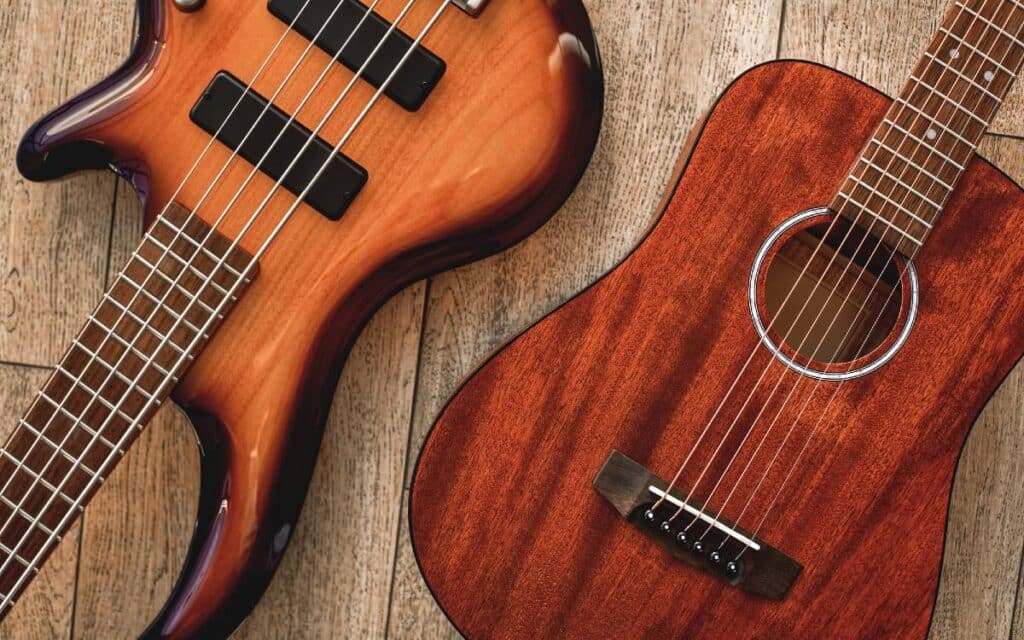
[984,70,995,82]
[926,128,937,140]
[949,48,960,59]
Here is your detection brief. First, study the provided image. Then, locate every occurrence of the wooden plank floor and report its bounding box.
[0,1,1021,637]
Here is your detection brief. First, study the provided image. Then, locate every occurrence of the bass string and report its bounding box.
[0,0,377,580]
[653,0,983,520]
[725,1,1024,560]
[683,0,1003,539]
[0,0,452,602]
[0,0,338,570]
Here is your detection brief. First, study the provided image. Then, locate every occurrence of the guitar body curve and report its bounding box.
[16,1,603,637]
[410,60,1024,639]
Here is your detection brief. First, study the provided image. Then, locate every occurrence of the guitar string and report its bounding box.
[0,0,451,602]
[0,0,352,565]
[0,0,450,603]
[0,0,422,594]
[653,0,981,520]
[730,1,1024,562]
[0,0,379,579]
[0,0,379,545]
[679,0,1008,540]
[720,1,1024,557]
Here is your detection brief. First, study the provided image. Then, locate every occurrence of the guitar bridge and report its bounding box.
[593,451,802,600]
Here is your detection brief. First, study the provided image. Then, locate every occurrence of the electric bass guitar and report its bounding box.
[0,0,602,637]
[411,1,1024,637]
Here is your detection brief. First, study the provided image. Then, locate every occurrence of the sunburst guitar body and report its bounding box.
[0,0,602,637]
[410,2,1024,638]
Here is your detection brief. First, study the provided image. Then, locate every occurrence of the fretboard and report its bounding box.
[833,0,1024,256]
[0,204,255,616]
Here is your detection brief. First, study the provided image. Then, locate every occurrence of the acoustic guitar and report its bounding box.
[411,0,1024,637]
[0,1,602,637]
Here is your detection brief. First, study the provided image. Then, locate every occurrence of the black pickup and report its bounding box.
[190,72,368,221]
[268,0,446,111]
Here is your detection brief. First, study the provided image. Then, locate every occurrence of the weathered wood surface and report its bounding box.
[0,2,129,367]
[0,0,1020,638]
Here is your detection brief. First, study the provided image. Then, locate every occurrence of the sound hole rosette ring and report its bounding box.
[748,207,919,381]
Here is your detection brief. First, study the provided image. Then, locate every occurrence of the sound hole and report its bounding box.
[762,216,904,366]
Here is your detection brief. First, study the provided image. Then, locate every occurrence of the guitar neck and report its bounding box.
[0,205,254,614]
[833,0,1024,256]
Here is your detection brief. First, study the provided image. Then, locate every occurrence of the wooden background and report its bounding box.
[0,0,1022,637]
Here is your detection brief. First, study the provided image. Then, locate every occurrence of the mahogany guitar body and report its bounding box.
[15,1,602,637]
[410,61,1024,638]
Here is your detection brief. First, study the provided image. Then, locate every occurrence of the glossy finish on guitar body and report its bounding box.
[16,1,602,637]
[410,61,1024,639]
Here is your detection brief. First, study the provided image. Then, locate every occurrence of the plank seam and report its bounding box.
[383,277,432,640]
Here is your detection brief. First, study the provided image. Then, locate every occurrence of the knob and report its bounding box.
[174,0,205,12]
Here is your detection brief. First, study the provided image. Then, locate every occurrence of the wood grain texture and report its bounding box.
[781,0,1024,137]
[929,136,1024,639]
[389,1,784,636]
[410,60,1024,639]
[0,364,79,639]
[0,0,1023,638]
[70,184,427,639]
[0,1,132,366]
[11,0,603,636]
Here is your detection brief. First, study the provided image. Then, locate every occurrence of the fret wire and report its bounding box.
[0,450,89,509]
[72,339,176,383]
[87,315,187,359]
[834,192,926,246]
[939,26,1017,74]
[54,363,160,417]
[0,542,36,574]
[0,495,60,540]
[115,271,216,324]
[120,269,220,317]
[16,418,104,477]
[921,51,1003,101]
[103,291,206,338]
[846,175,936,227]
[33,390,128,453]
[132,253,233,299]
[866,140,955,190]
[856,156,946,208]
[154,217,246,280]
[955,2,1024,48]
[891,98,981,147]
[60,380,145,436]
[2,447,102,490]
[85,318,192,364]
[59,345,163,403]
[145,233,242,284]
[882,119,968,169]
[67,419,130,454]
[907,74,991,125]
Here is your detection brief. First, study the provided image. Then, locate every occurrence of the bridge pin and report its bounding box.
[692,540,704,553]
[643,509,655,521]
[659,521,672,533]
[726,561,739,577]
[710,551,721,564]
[676,531,688,545]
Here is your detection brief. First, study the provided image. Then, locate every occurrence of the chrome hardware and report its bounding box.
[173,0,205,11]
[749,207,919,381]
[454,0,489,17]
